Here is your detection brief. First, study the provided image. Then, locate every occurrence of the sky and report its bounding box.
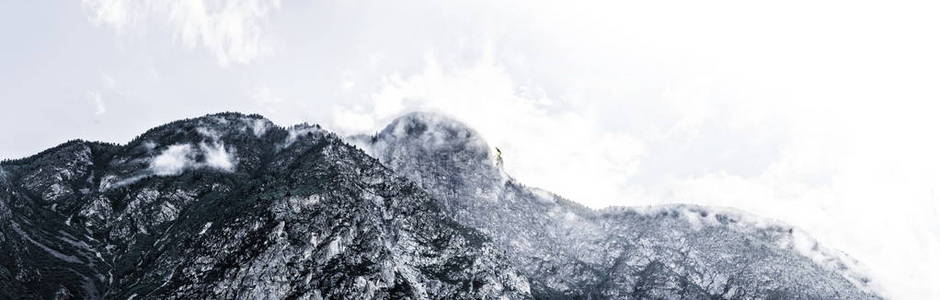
[1,0,939,298]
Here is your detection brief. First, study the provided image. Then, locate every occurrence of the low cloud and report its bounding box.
[100,140,237,190]
[333,51,940,298]
[149,142,237,176]
[199,142,236,172]
[195,127,222,141]
[280,124,321,149]
[149,144,195,176]
[332,56,646,210]
[249,118,270,137]
[15,0,935,296]
[88,91,106,115]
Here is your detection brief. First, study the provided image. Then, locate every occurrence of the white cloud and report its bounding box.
[82,0,281,66]
[333,40,940,298]
[149,143,195,176]
[88,91,107,115]
[86,74,119,116]
[148,142,237,176]
[195,127,222,140]
[8,0,939,297]
[281,124,321,149]
[333,55,646,210]
[100,141,237,189]
[199,141,236,172]
[249,118,270,137]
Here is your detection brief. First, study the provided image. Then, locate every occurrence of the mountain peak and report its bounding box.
[359,111,883,299]
[0,111,531,299]
[354,112,506,206]
[129,112,274,147]
[376,111,491,157]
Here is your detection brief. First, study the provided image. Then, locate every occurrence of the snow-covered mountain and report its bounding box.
[0,112,881,299]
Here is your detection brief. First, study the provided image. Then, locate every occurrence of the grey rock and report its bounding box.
[354,111,882,299]
[0,111,882,299]
[1,113,529,299]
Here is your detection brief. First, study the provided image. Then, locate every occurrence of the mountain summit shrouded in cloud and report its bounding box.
[3,2,939,296]
[0,112,881,299]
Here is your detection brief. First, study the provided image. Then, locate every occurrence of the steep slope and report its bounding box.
[0,113,530,299]
[1,111,884,299]
[353,111,882,299]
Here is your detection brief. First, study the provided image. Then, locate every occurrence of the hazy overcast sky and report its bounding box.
[2,0,939,298]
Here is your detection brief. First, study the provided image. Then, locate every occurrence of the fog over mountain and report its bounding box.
[3,2,939,297]
[1,112,882,299]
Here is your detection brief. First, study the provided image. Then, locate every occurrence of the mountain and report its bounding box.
[0,112,881,299]
[0,113,529,299]
[351,111,882,299]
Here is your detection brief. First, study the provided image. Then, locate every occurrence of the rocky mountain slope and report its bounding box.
[0,113,529,299]
[351,112,882,299]
[0,112,881,299]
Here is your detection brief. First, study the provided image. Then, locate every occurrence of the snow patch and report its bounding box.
[100,174,147,190]
[198,222,212,235]
[309,232,318,245]
[325,237,345,260]
[155,202,179,224]
[271,221,286,240]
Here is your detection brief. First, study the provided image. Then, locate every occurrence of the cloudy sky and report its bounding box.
[2,0,939,298]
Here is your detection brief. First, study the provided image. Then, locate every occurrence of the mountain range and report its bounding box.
[0,112,881,299]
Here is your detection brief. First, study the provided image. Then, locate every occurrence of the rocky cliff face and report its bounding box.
[1,112,881,299]
[0,113,529,299]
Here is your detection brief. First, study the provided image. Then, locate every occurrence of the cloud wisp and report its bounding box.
[102,139,237,190]
[198,141,236,172]
[148,141,236,175]
[149,143,196,176]
[82,0,281,66]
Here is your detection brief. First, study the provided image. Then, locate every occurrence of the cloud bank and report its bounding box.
[332,52,940,299]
